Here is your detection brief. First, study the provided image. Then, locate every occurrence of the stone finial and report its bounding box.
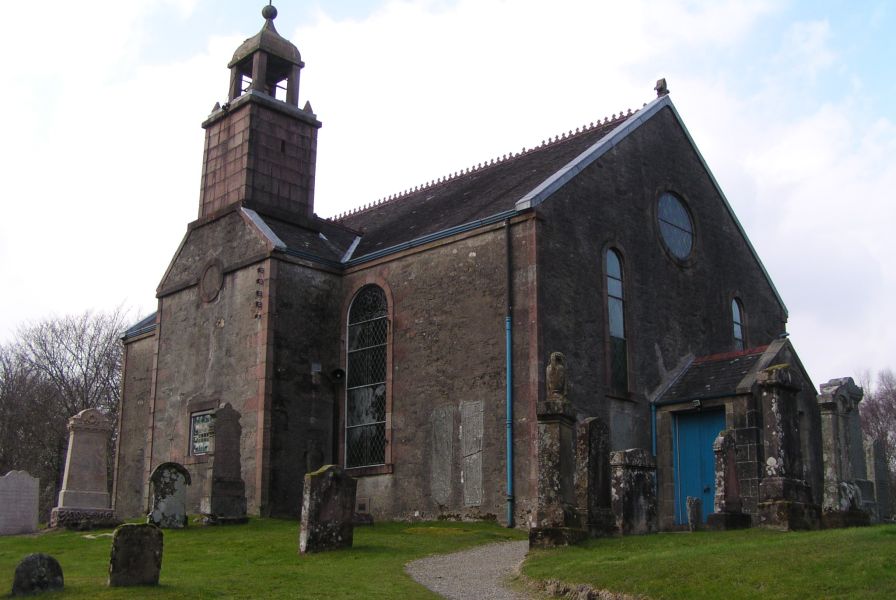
[655,78,669,97]
[546,352,568,402]
[262,3,278,21]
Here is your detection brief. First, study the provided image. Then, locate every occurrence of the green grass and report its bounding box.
[522,525,896,599]
[0,518,525,599]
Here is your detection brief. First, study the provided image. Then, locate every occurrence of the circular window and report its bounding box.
[199,261,224,302]
[657,192,693,260]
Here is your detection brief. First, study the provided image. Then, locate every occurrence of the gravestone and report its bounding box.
[706,430,751,530]
[108,523,163,586]
[866,438,891,522]
[574,416,615,536]
[756,366,820,530]
[529,353,587,548]
[299,465,357,553]
[686,497,702,532]
[50,408,119,529]
[0,471,38,536]
[11,554,64,597]
[200,403,248,524]
[147,463,191,529]
[610,448,657,535]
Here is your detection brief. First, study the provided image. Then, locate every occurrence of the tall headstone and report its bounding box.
[0,471,38,536]
[50,408,119,529]
[575,416,615,536]
[108,524,163,586]
[706,430,751,530]
[299,465,357,553]
[200,403,248,524]
[11,554,64,597]
[866,438,891,523]
[756,366,820,530]
[817,377,874,527]
[610,448,657,535]
[529,352,587,548]
[147,463,191,529]
[686,497,702,532]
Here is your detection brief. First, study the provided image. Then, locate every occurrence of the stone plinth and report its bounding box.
[147,463,191,529]
[575,416,615,537]
[200,404,248,525]
[756,366,819,530]
[11,554,64,597]
[108,524,163,586]
[1,471,38,536]
[299,465,357,553]
[610,448,657,535]
[50,408,119,529]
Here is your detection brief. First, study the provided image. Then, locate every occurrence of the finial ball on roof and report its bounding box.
[262,4,278,20]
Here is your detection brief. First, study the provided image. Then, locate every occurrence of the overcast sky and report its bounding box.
[1,0,893,386]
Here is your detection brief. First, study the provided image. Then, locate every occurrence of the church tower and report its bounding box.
[198,4,321,220]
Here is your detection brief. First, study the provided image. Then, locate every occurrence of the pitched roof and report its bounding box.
[122,313,157,340]
[659,346,769,404]
[334,110,635,259]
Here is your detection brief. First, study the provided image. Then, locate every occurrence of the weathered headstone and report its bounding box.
[610,448,657,535]
[108,523,163,586]
[529,353,587,548]
[706,430,751,530]
[147,463,191,529]
[11,554,63,597]
[575,416,615,536]
[686,497,702,532]
[756,366,820,530]
[818,377,874,527]
[200,403,248,524]
[866,438,892,522]
[0,471,38,536]
[50,408,119,529]
[299,465,357,553]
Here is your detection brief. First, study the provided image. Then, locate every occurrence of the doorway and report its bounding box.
[673,409,726,525]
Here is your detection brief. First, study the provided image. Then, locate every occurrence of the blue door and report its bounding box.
[673,409,726,525]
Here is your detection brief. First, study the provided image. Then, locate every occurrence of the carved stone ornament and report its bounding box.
[199,260,225,303]
[546,352,568,401]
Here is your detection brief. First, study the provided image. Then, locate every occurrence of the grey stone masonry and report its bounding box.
[756,366,820,530]
[610,448,657,535]
[299,465,356,553]
[575,416,615,536]
[200,404,248,524]
[686,497,702,531]
[147,463,191,529]
[11,554,64,597]
[108,524,163,586]
[51,408,119,529]
[0,471,38,536]
[866,438,891,522]
[706,430,751,530]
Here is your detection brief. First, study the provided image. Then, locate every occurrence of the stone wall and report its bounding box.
[535,106,787,453]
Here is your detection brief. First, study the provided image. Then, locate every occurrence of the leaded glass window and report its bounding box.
[606,249,628,393]
[346,285,388,468]
[732,298,745,351]
[658,192,694,260]
[190,411,213,455]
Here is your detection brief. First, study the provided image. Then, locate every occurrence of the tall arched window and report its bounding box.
[606,249,628,393]
[346,285,388,468]
[732,298,745,351]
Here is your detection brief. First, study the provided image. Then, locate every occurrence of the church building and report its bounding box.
[113,6,828,530]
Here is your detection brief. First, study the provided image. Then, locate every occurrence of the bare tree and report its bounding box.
[860,368,896,516]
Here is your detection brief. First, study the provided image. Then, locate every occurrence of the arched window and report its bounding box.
[606,249,628,393]
[732,298,745,351]
[346,285,388,468]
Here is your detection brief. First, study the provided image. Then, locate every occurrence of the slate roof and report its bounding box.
[122,313,157,340]
[334,111,635,259]
[659,346,769,404]
[260,213,358,266]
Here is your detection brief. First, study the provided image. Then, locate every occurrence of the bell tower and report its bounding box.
[198,4,321,220]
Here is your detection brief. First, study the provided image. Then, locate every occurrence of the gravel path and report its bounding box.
[406,540,533,600]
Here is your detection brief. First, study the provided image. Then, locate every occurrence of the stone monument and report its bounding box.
[0,471,38,536]
[866,438,891,522]
[299,465,357,553]
[50,408,119,529]
[610,448,658,535]
[575,416,615,536]
[108,523,163,586]
[11,554,64,597]
[147,462,191,529]
[529,352,587,548]
[200,403,248,524]
[686,496,702,532]
[706,429,751,530]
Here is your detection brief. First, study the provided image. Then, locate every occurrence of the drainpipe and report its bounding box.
[504,218,515,527]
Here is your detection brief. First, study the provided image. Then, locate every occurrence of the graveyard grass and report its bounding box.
[0,518,523,599]
[522,524,896,599]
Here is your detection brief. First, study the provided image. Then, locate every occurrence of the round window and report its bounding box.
[657,192,693,260]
